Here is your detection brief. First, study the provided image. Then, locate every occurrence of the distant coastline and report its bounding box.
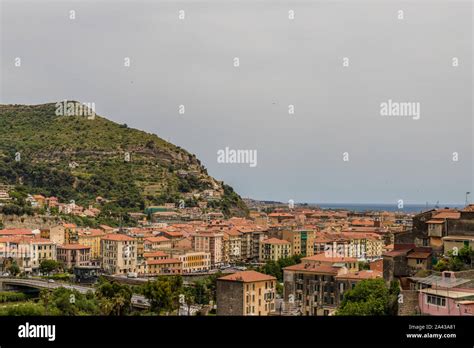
[311,203,465,213]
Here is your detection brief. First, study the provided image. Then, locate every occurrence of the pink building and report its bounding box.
[418,288,474,316]
[57,244,91,269]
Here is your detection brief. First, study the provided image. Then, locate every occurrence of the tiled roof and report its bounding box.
[283,263,339,274]
[102,233,135,242]
[218,270,276,282]
[336,270,382,280]
[261,238,290,245]
[146,258,182,265]
[58,244,90,250]
[302,253,357,263]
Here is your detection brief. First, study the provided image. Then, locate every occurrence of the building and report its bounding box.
[282,229,315,257]
[50,223,77,245]
[141,258,182,276]
[57,244,91,269]
[442,236,474,255]
[418,288,474,316]
[223,229,242,265]
[0,236,56,273]
[191,231,223,268]
[217,270,276,316]
[383,244,433,283]
[29,238,57,270]
[176,251,211,273]
[143,236,172,251]
[282,254,371,316]
[259,238,291,262]
[101,234,137,275]
[77,228,105,260]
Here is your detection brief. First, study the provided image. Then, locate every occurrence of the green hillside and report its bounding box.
[0,102,248,220]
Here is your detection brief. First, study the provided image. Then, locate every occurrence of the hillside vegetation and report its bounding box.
[0,102,248,219]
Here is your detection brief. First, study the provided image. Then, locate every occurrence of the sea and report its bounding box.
[309,203,465,213]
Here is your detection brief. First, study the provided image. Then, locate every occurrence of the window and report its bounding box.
[426,294,446,307]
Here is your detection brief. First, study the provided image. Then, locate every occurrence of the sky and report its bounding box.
[0,0,472,205]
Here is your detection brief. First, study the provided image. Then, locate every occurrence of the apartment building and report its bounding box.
[191,231,223,268]
[223,229,242,265]
[282,229,315,257]
[176,251,211,273]
[0,237,57,272]
[217,270,276,316]
[57,244,91,269]
[282,254,377,316]
[50,223,77,245]
[141,258,182,276]
[259,238,291,262]
[77,228,105,260]
[101,234,137,274]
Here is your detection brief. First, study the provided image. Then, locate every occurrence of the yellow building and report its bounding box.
[101,234,137,275]
[282,229,315,257]
[217,270,276,316]
[78,228,105,259]
[176,251,211,273]
[259,238,291,262]
[142,258,182,276]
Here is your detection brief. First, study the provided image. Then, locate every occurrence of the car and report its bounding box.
[48,279,55,283]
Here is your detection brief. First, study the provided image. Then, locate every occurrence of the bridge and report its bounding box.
[0,277,150,309]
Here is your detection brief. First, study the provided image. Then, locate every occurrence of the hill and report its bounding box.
[0,102,248,222]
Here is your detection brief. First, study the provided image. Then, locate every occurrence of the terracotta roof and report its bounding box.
[302,253,357,263]
[336,270,382,280]
[218,270,276,282]
[261,238,290,245]
[78,229,105,237]
[0,229,34,235]
[407,251,431,259]
[432,212,460,219]
[146,258,182,265]
[58,244,90,250]
[63,223,77,228]
[283,263,339,274]
[383,250,409,257]
[144,236,170,243]
[102,233,135,242]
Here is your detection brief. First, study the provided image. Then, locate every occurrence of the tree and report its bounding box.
[336,279,398,316]
[142,277,177,314]
[96,279,132,316]
[434,246,474,271]
[39,259,59,275]
[7,261,20,276]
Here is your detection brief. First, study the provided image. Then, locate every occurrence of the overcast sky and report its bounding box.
[1,0,472,205]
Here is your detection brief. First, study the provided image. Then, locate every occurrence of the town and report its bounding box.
[0,188,473,317]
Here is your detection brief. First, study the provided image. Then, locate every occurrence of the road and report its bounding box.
[0,277,150,308]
